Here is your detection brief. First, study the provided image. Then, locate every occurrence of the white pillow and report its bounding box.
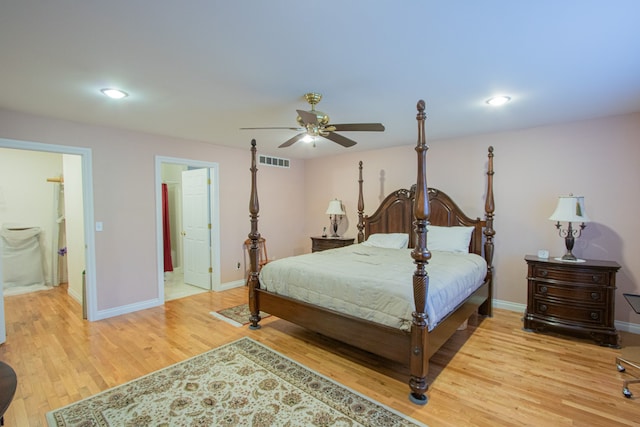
[427,225,474,253]
[362,233,409,249]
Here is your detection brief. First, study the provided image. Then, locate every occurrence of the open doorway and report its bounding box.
[155,156,220,301]
[0,138,96,343]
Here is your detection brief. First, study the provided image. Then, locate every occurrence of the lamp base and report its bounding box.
[330,216,340,238]
[560,233,578,262]
[555,222,588,263]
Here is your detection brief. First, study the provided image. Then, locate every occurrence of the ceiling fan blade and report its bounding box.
[278,132,307,148]
[297,109,319,125]
[240,127,302,131]
[330,123,385,132]
[324,132,357,148]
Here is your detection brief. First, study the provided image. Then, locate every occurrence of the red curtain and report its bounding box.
[162,183,173,272]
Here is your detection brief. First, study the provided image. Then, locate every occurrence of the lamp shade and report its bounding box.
[325,199,345,215]
[549,195,590,223]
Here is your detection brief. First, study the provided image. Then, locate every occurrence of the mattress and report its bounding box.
[259,244,487,332]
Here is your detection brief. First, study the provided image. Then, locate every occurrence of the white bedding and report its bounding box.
[259,244,487,332]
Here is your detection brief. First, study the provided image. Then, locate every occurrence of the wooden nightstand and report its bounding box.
[523,255,621,347]
[311,236,355,252]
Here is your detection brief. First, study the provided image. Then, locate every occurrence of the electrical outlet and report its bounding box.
[236,262,241,270]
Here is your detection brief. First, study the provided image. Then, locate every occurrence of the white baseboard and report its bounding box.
[494,299,526,313]
[213,279,245,292]
[94,297,164,321]
[615,320,640,334]
[93,280,243,321]
[66,286,82,304]
[87,292,640,334]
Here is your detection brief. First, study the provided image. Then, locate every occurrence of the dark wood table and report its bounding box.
[310,236,355,252]
[523,255,621,347]
[0,361,17,426]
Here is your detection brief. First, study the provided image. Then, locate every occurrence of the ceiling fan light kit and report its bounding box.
[241,92,385,148]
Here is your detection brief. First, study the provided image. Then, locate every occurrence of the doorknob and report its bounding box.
[181,231,186,236]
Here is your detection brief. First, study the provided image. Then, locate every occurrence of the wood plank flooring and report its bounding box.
[1,284,638,426]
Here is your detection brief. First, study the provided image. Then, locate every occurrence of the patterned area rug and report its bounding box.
[46,337,426,426]
[210,303,270,327]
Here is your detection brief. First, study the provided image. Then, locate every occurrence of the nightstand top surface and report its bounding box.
[311,236,354,241]
[525,255,620,269]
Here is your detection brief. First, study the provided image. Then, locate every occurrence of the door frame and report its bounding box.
[155,156,220,299]
[0,137,97,320]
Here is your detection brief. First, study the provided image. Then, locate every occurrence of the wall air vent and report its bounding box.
[259,155,290,168]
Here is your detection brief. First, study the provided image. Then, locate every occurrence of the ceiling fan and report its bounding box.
[241,92,385,148]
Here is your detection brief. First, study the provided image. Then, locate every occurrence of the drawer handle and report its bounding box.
[590,312,599,320]
[539,270,548,277]
[539,304,548,312]
[591,275,601,283]
[591,292,600,300]
[540,286,548,294]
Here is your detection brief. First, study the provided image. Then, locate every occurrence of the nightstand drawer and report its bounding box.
[533,282,606,305]
[311,236,355,252]
[531,299,607,326]
[531,265,607,285]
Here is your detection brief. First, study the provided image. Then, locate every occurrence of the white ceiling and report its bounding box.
[1,1,639,159]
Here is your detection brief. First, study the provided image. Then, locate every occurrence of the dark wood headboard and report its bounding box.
[356,146,494,258]
[357,184,485,256]
[361,186,415,245]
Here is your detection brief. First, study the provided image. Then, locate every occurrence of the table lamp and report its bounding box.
[549,194,590,261]
[325,199,345,237]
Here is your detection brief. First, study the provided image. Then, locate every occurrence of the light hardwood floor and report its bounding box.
[1,284,638,426]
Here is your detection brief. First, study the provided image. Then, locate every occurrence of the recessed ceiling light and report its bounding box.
[486,96,511,106]
[100,88,129,99]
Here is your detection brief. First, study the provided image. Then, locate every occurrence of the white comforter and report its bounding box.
[259,244,487,332]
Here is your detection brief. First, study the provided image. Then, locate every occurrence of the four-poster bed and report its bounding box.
[247,100,495,404]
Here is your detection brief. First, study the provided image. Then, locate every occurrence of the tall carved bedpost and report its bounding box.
[248,139,262,329]
[480,146,495,317]
[409,100,431,405]
[357,161,365,243]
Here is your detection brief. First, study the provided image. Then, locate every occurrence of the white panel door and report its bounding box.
[181,169,211,289]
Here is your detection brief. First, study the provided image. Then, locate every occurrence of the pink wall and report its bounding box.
[0,108,306,312]
[2,106,638,326]
[305,112,640,325]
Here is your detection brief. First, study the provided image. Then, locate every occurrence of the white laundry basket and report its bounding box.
[1,225,45,288]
